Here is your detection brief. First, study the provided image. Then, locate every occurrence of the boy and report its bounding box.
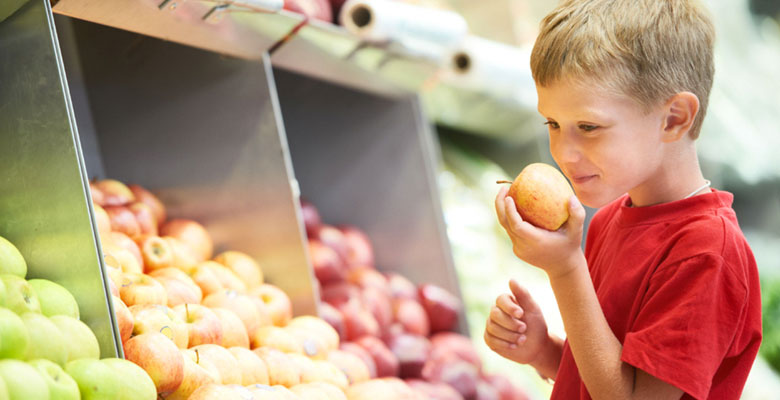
[484,0,762,399]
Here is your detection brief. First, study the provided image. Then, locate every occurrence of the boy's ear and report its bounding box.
[662,92,700,142]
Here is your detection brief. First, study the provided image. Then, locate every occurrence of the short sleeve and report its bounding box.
[621,253,747,399]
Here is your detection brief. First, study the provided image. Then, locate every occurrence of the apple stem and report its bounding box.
[496,180,513,185]
[185,303,190,321]
[195,349,200,364]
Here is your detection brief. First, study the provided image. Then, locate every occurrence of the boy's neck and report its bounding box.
[628,141,707,207]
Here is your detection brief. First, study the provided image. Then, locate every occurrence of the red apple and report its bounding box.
[320,282,360,307]
[104,205,142,239]
[354,336,399,378]
[190,344,242,385]
[112,295,133,344]
[130,303,189,349]
[406,379,464,400]
[362,287,393,334]
[347,267,389,295]
[161,348,219,400]
[393,298,430,337]
[210,307,250,349]
[339,342,377,379]
[203,289,268,336]
[338,225,375,267]
[109,231,143,267]
[319,302,346,341]
[151,273,203,307]
[162,236,198,272]
[213,250,264,289]
[387,333,432,379]
[172,303,223,347]
[248,284,293,327]
[418,284,462,333]
[422,354,479,400]
[309,224,348,262]
[476,379,501,400]
[95,179,135,207]
[340,301,379,341]
[228,346,269,386]
[300,199,322,235]
[129,202,158,237]
[160,219,213,262]
[430,332,482,370]
[482,373,529,400]
[123,332,184,395]
[386,272,419,301]
[308,239,345,284]
[128,184,167,226]
[119,272,167,307]
[346,378,421,400]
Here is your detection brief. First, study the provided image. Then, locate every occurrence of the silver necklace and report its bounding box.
[684,179,711,199]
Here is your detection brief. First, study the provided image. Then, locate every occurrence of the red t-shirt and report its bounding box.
[550,190,762,400]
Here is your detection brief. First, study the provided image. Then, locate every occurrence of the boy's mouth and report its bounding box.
[572,174,597,184]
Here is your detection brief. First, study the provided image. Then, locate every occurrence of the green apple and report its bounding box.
[28,279,80,319]
[22,313,68,365]
[0,274,40,314]
[101,358,156,400]
[50,315,100,361]
[0,308,29,359]
[28,359,80,400]
[66,358,120,400]
[0,278,7,308]
[0,359,49,399]
[0,236,26,278]
[0,375,8,400]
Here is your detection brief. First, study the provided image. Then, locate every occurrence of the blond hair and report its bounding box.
[530,0,715,138]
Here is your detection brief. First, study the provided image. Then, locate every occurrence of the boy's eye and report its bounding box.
[544,121,560,129]
[579,124,598,132]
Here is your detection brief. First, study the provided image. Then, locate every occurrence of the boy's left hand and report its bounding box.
[495,185,586,278]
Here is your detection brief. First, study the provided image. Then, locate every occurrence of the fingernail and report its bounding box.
[517,335,526,344]
[509,344,517,349]
[515,312,523,319]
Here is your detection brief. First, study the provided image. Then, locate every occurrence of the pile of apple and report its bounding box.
[0,234,157,399]
[303,201,529,400]
[93,179,410,399]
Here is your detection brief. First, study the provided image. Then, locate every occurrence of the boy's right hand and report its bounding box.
[484,279,550,366]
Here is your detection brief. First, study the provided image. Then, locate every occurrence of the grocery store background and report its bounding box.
[427,0,780,399]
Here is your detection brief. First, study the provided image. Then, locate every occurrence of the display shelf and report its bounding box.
[50,0,539,139]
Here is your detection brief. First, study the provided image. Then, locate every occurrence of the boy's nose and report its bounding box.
[550,134,581,165]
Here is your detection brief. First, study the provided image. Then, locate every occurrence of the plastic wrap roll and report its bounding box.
[228,0,285,12]
[448,36,535,103]
[339,0,468,60]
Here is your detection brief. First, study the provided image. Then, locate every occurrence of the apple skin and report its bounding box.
[109,231,143,268]
[22,312,68,366]
[162,348,219,400]
[354,336,400,378]
[160,219,213,262]
[189,260,246,297]
[1,273,41,314]
[129,304,189,349]
[162,236,199,272]
[308,239,346,284]
[327,349,371,384]
[361,287,393,334]
[339,342,377,379]
[309,224,348,262]
[66,358,120,400]
[285,315,340,357]
[421,354,479,400]
[93,203,113,239]
[0,308,29,359]
[149,267,203,306]
[300,199,322,234]
[213,250,264,289]
[27,278,80,319]
[104,205,142,239]
[248,284,293,327]
[418,284,462,333]
[320,282,360,308]
[90,181,106,206]
[386,272,419,301]
[129,202,158,237]
[190,344,243,385]
[119,272,168,307]
[253,347,301,387]
[347,267,389,295]
[112,295,134,344]
[476,379,501,400]
[505,163,574,231]
[172,303,223,347]
[430,332,482,370]
[122,332,185,395]
[0,359,50,399]
[345,377,421,400]
[482,373,529,400]
[405,379,464,400]
[203,289,267,336]
[128,184,166,226]
[211,307,250,348]
[228,346,269,386]
[101,358,158,400]
[0,235,27,278]
[29,359,81,400]
[50,315,100,362]
[291,382,347,400]
[94,179,135,207]
[319,302,347,341]
[387,333,432,379]
[137,235,174,273]
[392,298,430,337]
[339,300,379,341]
[188,384,251,399]
[250,325,302,353]
[338,225,375,268]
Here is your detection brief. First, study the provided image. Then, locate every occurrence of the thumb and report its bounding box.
[565,195,586,234]
[509,279,540,314]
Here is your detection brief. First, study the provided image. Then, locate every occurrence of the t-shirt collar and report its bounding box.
[616,189,733,226]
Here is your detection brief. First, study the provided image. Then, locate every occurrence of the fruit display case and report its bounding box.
[1,0,464,359]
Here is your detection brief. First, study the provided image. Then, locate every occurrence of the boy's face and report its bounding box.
[537,78,668,208]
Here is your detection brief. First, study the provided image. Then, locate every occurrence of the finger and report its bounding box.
[503,197,537,239]
[495,186,510,229]
[496,293,524,319]
[486,318,527,343]
[484,329,519,351]
[564,194,586,238]
[489,306,527,332]
[509,279,542,315]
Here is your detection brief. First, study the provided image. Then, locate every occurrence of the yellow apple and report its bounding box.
[501,163,574,231]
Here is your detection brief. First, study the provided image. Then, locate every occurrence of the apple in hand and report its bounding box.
[0,308,29,359]
[101,358,158,400]
[66,358,120,400]
[418,284,461,333]
[0,235,27,277]
[129,304,189,349]
[29,359,81,400]
[94,179,135,207]
[211,307,250,348]
[123,332,184,395]
[160,219,213,262]
[119,272,168,307]
[213,250,264,289]
[228,346,269,386]
[112,295,134,344]
[0,359,50,399]
[162,348,219,400]
[22,312,68,365]
[172,303,223,347]
[51,315,100,361]
[128,184,166,225]
[1,273,41,314]
[248,284,293,327]
[27,278,80,318]
[500,163,574,231]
